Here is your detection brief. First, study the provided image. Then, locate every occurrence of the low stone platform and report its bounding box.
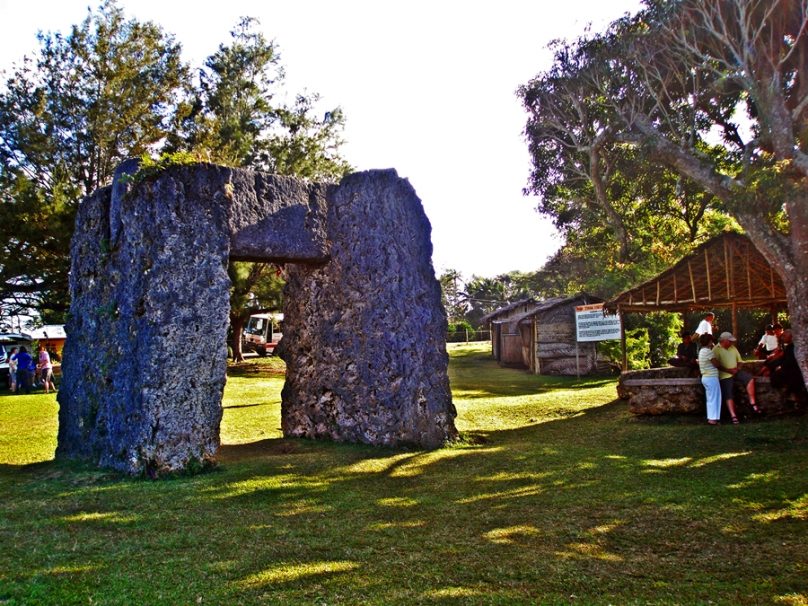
[617,362,804,418]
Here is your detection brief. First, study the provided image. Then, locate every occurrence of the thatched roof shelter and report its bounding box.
[606,232,786,314]
[605,232,787,369]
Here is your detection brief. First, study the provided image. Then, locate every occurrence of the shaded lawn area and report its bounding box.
[0,342,806,605]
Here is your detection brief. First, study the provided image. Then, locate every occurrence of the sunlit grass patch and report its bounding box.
[557,541,624,562]
[689,451,751,468]
[775,593,808,605]
[0,341,807,604]
[752,493,808,522]
[0,391,58,465]
[642,457,693,468]
[366,520,426,531]
[376,496,419,508]
[457,484,545,505]
[728,470,781,489]
[423,586,484,599]
[204,474,330,500]
[60,511,139,525]
[483,524,541,544]
[237,560,360,587]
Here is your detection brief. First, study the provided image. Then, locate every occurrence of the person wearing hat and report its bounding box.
[755,324,779,360]
[713,331,760,423]
[695,312,715,337]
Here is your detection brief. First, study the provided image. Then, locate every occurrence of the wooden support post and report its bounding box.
[724,240,732,299]
[731,303,738,338]
[620,310,628,371]
[688,261,697,303]
[724,240,735,299]
[746,246,752,299]
[533,317,540,375]
[704,248,712,301]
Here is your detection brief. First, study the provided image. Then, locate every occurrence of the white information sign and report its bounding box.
[575,303,621,342]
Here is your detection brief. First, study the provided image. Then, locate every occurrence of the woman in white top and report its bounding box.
[698,333,721,424]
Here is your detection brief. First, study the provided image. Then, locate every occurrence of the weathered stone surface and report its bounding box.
[280,170,457,448]
[57,164,456,475]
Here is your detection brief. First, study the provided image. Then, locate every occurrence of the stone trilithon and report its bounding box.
[57,164,457,475]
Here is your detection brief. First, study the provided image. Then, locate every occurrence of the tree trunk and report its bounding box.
[737,192,808,392]
[230,314,246,362]
[784,276,808,392]
[590,138,630,261]
[784,192,808,390]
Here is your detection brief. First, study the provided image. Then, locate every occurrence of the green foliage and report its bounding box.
[123,150,204,185]
[0,0,189,321]
[170,17,350,181]
[446,320,476,342]
[437,269,467,323]
[0,8,351,326]
[447,320,474,334]
[598,327,652,370]
[462,275,507,328]
[165,16,351,357]
[634,312,682,368]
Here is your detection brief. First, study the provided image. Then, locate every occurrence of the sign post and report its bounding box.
[575,303,622,376]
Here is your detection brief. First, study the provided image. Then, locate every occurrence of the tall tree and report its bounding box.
[521,0,808,385]
[438,269,468,323]
[172,17,350,359]
[0,0,189,321]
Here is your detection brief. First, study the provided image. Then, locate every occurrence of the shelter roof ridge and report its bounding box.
[606,232,786,313]
[485,292,603,324]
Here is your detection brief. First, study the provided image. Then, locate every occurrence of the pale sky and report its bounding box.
[0,0,643,280]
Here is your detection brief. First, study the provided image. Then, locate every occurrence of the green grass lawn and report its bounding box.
[1,343,807,605]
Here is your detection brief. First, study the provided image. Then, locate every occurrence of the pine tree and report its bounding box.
[0,0,189,321]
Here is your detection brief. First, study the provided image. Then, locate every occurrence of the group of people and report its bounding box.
[6,344,56,394]
[668,312,805,425]
[697,330,759,425]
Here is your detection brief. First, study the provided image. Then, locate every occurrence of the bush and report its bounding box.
[598,328,651,370]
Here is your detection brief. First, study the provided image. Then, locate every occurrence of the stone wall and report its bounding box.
[618,363,801,417]
[57,164,456,475]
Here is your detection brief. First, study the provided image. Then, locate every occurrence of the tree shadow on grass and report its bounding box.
[1,398,807,605]
[222,402,271,410]
[197,402,808,603]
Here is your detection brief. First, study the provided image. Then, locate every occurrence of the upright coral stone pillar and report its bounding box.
[280,170,457,447]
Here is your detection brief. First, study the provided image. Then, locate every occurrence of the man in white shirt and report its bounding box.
[755,324,779,359]
[695,312,715,337]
